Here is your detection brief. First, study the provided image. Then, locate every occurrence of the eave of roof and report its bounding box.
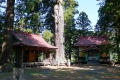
[74,36,110,47]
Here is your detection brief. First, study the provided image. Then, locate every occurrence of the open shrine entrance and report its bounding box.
[74,36,110,65]
[79,47,100,65]
[85,49,100,65]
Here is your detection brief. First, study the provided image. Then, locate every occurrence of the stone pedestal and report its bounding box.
[13,68,25,80]
[67,59,71,67]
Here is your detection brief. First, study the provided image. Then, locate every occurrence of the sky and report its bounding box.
[75,0,100,29]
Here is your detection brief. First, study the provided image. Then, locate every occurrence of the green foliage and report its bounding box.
[38,52,44,61]
[1,62,14,72]
[76,11,92,36]
[15,0,42,34]
[39,0,55,32]
[63,0,79,59]
[64,0,78,27]
[76,11,92,30]
[95,0,120,33]
[14,26,33,33]
[99,44,112,54]
[96,0,120,60]
[42,30,53,42]
[112,53,118,62]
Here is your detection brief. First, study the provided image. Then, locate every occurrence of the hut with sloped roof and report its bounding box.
[13,31,57,67]
[74,36,110,64]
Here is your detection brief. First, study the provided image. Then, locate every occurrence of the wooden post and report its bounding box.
[13,68,25,80]
[57,61,59,67]
[19,68,25,80]
[13,68,17,80]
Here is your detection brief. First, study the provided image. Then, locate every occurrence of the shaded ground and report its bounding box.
[0,65,120,80]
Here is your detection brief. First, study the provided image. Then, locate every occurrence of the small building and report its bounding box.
[74,36,110,64]
[13,31,57,67]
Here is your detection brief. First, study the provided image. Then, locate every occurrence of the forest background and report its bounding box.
[0,0,120,71]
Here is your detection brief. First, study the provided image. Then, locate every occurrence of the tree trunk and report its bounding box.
[54,0,66,65]
[116,29,120,62]
[68,37,71,61]
[0,0,15,71]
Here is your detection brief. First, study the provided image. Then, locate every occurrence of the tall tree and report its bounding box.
[14,0,42,33]
[41,0,79,64]
[54,0,66,65]
[64,0,78,61]
[0,0,15,71]
[76,11,92,36]
[96,0,120,61]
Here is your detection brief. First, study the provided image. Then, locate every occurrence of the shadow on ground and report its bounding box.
[0,65,120,80]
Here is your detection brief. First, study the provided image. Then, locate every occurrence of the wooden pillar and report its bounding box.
[15,46,23,68]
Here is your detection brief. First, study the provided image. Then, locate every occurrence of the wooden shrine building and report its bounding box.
[74,36,110,64]
[13,31,57,67]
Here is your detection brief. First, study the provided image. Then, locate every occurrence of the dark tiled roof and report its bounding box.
[13,31,57,49]
[74,36,110,47]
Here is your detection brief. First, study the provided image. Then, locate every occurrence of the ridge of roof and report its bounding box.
[78,36,108,39]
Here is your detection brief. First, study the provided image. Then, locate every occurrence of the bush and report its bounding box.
[1,62,14,72]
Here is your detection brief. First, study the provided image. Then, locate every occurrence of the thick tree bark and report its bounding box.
[116,29,120,62]
[54,0,66,65]
[0,0,15,70]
